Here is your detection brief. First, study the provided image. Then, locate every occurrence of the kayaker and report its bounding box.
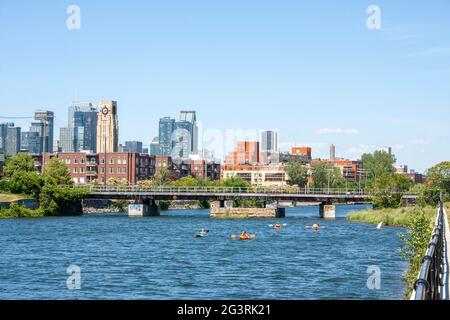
[274,223,282,229]
[312,224,319,231]
[240,230,249,240]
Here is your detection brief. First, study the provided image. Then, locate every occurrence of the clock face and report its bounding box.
[101,107,109,115]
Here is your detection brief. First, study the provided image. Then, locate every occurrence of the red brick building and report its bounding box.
[226,141,260,166]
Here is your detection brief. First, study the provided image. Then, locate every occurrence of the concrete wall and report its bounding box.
[210,205,285,218]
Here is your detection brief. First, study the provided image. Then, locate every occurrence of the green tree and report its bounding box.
[399,209,433,297]
[221,176,250,188]
[368,174,414,208]
[285,161,307,187]
[44,157,73,185]
[426,161,450,194]
[154,167,171,186]
[4,153,35,177]
[362,150,396,182]
[311,162,345,189]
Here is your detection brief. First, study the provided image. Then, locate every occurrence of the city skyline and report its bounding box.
[1,1,449,172]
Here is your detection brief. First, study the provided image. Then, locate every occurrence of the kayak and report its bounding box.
[193,233,207,238]
[230,234,256,240]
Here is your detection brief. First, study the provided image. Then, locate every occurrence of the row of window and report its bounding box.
[63,158,129,165]
[73,167,128,174]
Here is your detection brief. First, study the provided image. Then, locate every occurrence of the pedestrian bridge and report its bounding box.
[70,185,418,218]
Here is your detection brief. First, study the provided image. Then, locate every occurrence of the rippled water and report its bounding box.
[0,205,408,300]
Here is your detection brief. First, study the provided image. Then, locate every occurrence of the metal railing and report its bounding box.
[63,184,419,197]
[413,196,445,300]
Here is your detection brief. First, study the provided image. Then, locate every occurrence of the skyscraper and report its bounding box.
[158,117,175,156]
[96,100,119,153]
[6,126,21,155]
[0,123,13,153]
[125,141,143,153]
[21,131,41,153]
[150,136,160,156]
[61,102,98,152]
[179,110,198,154]
[260,130,279,164]
[330,144,336,161]
[34,110,54,153]
[172,120,192,160]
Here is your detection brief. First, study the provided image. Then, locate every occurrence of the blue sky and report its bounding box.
[0,0,449,172]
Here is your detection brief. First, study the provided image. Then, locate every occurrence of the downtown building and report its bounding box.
[0,122,21,155]
[60,102,98,153]
[260,130,279,164]
[156,111,198,158]
[96,100,119,153]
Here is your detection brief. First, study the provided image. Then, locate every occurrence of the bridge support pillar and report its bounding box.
[128,199,160,217]
[319,203,336,219]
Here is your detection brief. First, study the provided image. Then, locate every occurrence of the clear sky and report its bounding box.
[0,0,449,173]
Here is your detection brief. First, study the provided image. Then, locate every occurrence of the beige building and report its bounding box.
[96,100,119,153]
[221,164,288,186]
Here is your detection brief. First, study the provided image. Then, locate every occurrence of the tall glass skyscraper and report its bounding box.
[60,102,97,152]
[34,110,54,153]
[179,110,198,154]
[260,130,279,164]
[158,117,175,156]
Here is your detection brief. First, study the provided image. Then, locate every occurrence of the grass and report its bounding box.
[0,193,30,202]
[347,206,436,227]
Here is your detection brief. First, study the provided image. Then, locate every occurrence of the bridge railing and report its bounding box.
[413,196,445,300]
[65,184,376,196]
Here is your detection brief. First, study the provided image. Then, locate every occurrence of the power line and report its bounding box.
[0,116,34,119]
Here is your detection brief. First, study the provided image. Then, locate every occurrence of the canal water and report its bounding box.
[0,205,408,299]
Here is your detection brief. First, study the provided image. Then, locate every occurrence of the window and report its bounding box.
[81,159,85,164]
[117,168,121,174]
[100,168,105,174]
[74,168,78,173]
[100,159,105,164]
[80,168,85,173]
[123,158,127,164]
[109,168,113,174]
[123,167,126,173]
[66,159,71,164]
[74,159,78,164]
[109,158,114,164]
[118,159,122,164]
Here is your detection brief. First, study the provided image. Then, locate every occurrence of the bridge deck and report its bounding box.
[68,185,418,203]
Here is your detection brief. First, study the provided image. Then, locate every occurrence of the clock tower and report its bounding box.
[96,100,119,153]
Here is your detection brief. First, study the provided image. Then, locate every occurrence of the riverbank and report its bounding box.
[347,206,436,227]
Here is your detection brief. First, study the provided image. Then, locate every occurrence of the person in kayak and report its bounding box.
[240,230,249,240]
[274,223,282,229]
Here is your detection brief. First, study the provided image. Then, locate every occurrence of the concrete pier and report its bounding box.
[210,200,285,218]
[128,199,160,217]
[319,203,336,219]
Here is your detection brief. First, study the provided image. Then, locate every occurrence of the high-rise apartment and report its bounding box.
[260,130,279,164]
[34,110,54,153]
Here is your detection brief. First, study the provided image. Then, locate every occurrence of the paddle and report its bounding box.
[305,226,325,229]
[268,223,287,227]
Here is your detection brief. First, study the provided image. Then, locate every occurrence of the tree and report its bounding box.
[362,150,396,182]
[221,176,250,188]
[44,157,73,185]
[4,153,35,177]
[311,162,346,189]
[285,161,307,187]
[154,167,171,186]
[426,161,450,195]
[368,174,414,208]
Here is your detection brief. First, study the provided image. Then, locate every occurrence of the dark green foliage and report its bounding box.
[285,161,307,187]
